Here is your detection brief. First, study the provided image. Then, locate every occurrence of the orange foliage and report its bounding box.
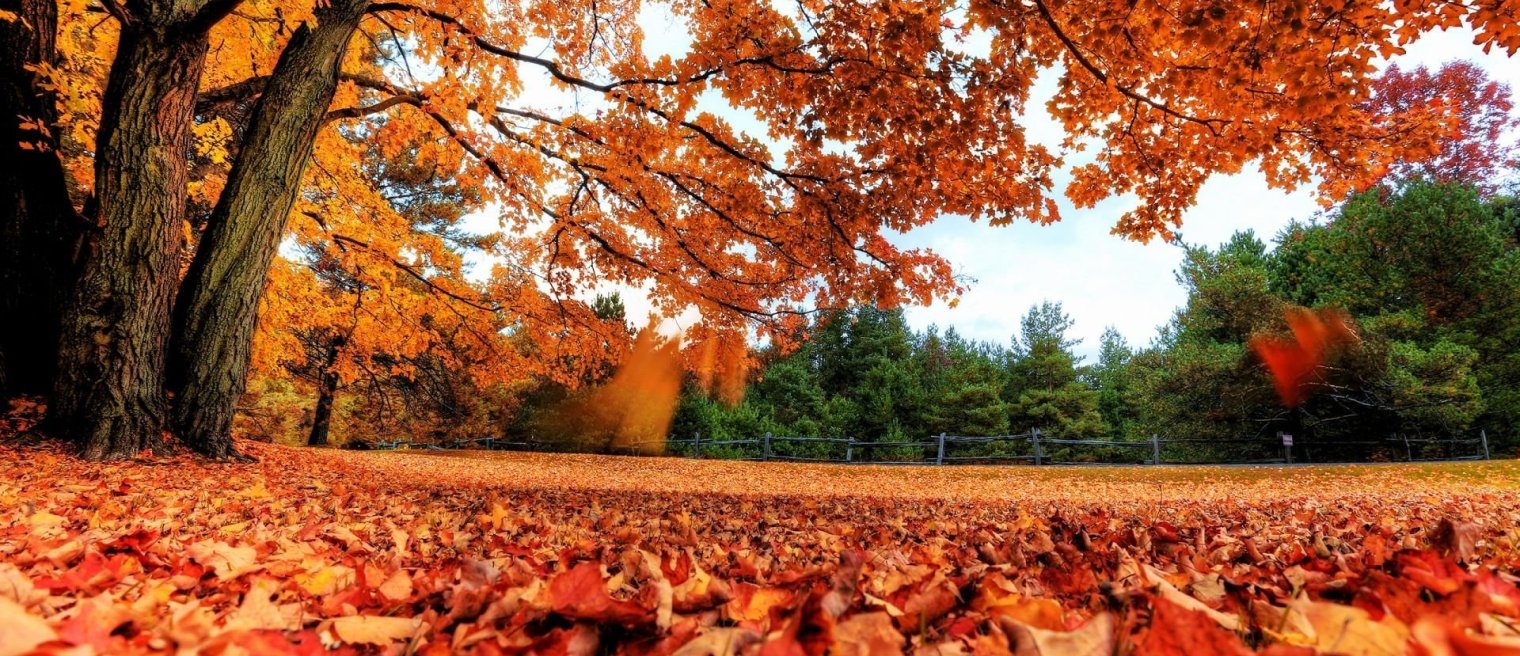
[1250,306,1361,408]
[4,430,1520,654]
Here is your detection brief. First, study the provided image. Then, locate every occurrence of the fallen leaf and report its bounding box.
[328,615,422,646]
[0,596,57,656]
[672,627,764,656]
[1290,596,1408,656]
[833,612,904,656]
[1002,612,1115,656]
[187,541,260,581]
[377,569,413,602]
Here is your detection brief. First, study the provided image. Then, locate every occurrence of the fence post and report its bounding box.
[1401,433,1411,461]
[846,437,854,463]
[1482,430,1491,460]
[936,433,946,465]
[693,431,702,459]
[763,432,772,461]
[1151,434,1160,465]
[1032,428,1043,466]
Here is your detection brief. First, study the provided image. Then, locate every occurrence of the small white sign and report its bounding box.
[1281,433,1294,447]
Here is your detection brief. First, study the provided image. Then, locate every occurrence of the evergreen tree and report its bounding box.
[1004,302,1104,438]
[1088,327,1136,438]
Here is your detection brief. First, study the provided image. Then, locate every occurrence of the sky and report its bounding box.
[491,13,1520,362]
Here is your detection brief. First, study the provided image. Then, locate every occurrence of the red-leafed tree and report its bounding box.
[1364,61,1520,193]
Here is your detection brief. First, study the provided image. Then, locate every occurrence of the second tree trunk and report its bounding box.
[169,0,369,457]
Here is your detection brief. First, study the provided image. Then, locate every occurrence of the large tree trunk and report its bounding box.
[50,2,228,460]
[0,0,84,398]
[169,0,368,458]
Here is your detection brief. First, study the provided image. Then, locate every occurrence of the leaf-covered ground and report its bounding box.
[3,435,1520,655]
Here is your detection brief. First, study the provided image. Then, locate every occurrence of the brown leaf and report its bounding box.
[1433,518,1481,562]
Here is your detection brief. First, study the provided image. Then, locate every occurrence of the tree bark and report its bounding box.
[0,0,84,398]
[169,0,368,458]
[50,0,233,460]
[306,337,344,447]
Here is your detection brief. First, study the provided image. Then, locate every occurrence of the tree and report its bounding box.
[1362,61,1519,193]
[167,0,372,458]
[1130,234,1286,445]
[1272,182,1519,447]
[14,0,1520,459]
[0,0,84,397]
[1087,327,1136,438]
[47,0,253,460]
[936,351,1009,438]
[1004,302,1103,438]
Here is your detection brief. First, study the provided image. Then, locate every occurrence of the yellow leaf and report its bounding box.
[328,615,421,646]
[241,481,271,499]
[29,511,66,528]
[295,564,355,597]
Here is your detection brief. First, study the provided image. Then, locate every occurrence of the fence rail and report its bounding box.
[369,428,1493,466]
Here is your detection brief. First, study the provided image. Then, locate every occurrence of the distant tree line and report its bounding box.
[241,179,1518,460]
[659,180,1520,459]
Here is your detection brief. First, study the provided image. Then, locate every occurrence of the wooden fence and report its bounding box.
[375,429,1492,465]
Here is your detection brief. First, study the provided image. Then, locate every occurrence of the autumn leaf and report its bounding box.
[1137,597,1252,656]
[376,568,413,602]
[2,432,1520,655]
[728,583,796,625]
[549,561,652,625]
[670,627,764,656]
[832,612,905,656]
[1002,612,1117,656]
[186,541,260,581]
[1288,596,1410,656]
[1249,306,1360,408]
[327,615,422,646]
[225,577,301,632]
[0,596,57,656]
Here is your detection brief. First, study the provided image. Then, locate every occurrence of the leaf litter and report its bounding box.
[3,436,1520,655]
